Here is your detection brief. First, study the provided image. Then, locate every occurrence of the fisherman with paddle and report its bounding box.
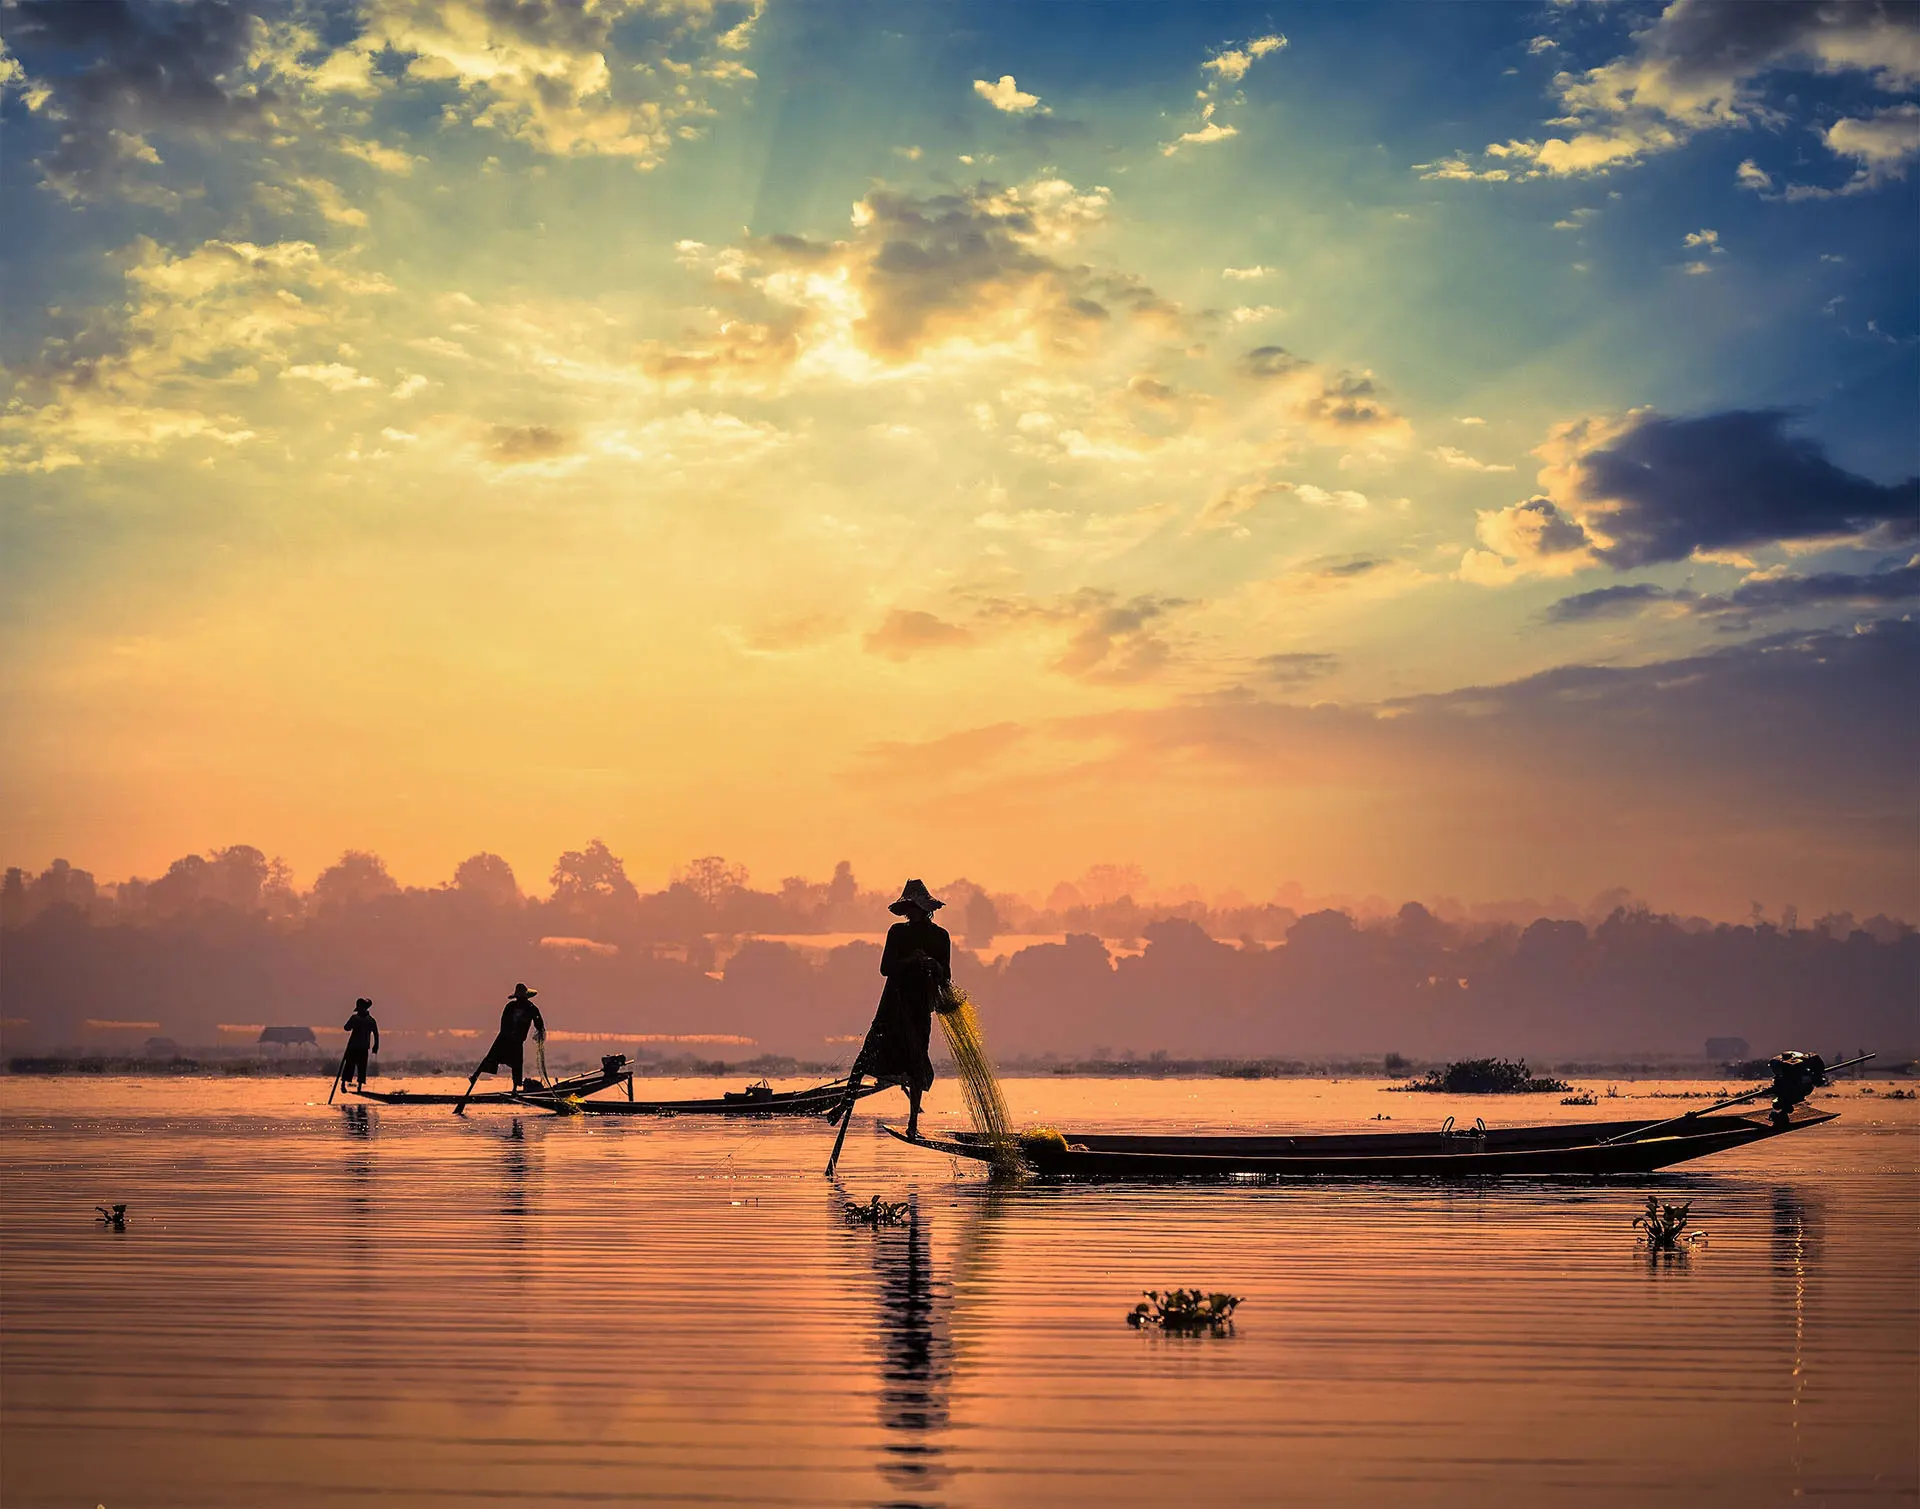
[453,983,547,1115]
[826,880,952,1173]
[337,998,379,1095]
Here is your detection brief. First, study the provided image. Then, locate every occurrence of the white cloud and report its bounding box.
[1431,445,1514,473]
[1294,482,1369,510]
[1223,265,1274,281]
[1735,158,1773,191]
[973,75,1042,113]
[1203,34,1287,83]
[283,362,379,391]
[1420,2,1920,184]
[1682,228,1722,251]
[1229,305,1277,324]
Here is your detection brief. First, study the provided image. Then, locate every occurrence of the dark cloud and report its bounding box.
[1546,582,1672,623]
[1309,556,1385,579]
[486,424,570,463]
[972,587,1194,682]
[1708,559,1920,615]
[1549,560,1920,625]
[3,0,284,201]
[1257,651,1338,683]
[1568,410,1920,568]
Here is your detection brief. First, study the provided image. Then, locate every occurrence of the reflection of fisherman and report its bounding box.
[850,880,952,1141]
[339,998,379,1092]
[453,984,546,1115]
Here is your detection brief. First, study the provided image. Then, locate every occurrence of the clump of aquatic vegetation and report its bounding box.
[1401,1058,1572,1094]
[1886,1088,1916,1101]
[843,1195,910,1227]
[95,1204,128,1229]
[1128,1289,1243,1333]
[1634,1196,1706,1252]
[1561,1090,1598,1106]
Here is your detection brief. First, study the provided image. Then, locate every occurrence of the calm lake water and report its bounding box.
[3,1075,1915,1508]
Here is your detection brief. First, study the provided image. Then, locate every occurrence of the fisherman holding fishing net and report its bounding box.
[826,879,1016,1178]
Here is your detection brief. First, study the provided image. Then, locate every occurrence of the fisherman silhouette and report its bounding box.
[839,880,951,1143]
[453,984,546,1115]
[339,998,379,1093]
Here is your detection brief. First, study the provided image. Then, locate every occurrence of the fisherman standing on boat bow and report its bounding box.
[837,880,952,1144]
[453,983,546,1115]
[338,997,379,1094]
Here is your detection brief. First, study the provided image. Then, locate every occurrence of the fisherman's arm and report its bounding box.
[371,1020,379,1053]
[531,1005,546,1041]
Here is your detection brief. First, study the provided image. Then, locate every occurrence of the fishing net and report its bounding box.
[938,985,1025,1181]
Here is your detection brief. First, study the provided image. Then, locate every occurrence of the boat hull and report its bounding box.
[572,1081,881,1117]
[886,1107,1837,1179]
[347,1063,632,1107]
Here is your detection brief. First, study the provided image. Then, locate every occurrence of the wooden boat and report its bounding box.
[884,1104,1839,1179]
[347,1056,633,1107]
[567,1077,883,1118]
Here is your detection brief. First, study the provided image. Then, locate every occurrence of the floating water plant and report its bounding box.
[1633,1195,1706,1251]
[1562,1090,1598,1106]
[938,986,1026,1181]
[843,1195,910,1227]
[1404,1058,1572,1094]
[1127,1289,1242,1333]
[95,1204,127,1229]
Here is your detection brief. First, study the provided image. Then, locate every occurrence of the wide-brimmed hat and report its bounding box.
[354,998,373,1009]
[509,983,538,999]
[888,879,944,916]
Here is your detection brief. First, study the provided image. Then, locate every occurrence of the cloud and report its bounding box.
[1547,559,1920,624]
[1544,582,1677,623]
[282,362,378,392]
[1432,445,1514,473]
[1735,157,1773,190]
[1293,483,1370,510]
[1238,346,1411,446]
[968,588,1195,682]
[1541,408,1920,568]
[1203,35,1287,83]
[1807,103,1920,194]
[644,177,1171,384]
[1459,497,1596,584]
[1421,0,1920,184]
[1256,651,1338,684]
[1,0,765,204]
[863,609,974,660]
[1197,478,1291,529]
[0,236,392,471]
[1163,101,1239,156]
[973,75,1043,113]
[1222,265,1274,281]
[485,424,571,464]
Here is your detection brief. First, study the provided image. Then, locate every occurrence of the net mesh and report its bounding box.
[938,985,1024,1180]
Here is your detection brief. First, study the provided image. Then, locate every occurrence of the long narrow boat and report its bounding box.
[569,1078,882,1118]
[347,1057,633,1107]
[885,1104,1838,1179]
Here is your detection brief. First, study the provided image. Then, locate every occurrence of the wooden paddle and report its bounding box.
[326,1045,350,1105]
[823,1073,863,1178]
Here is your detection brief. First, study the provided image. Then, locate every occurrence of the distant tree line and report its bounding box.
[2,845,1913,1062]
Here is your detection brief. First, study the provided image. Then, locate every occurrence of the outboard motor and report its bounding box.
[1768,1051,1828,1126]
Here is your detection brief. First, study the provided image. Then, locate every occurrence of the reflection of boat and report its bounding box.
[348,1056,633,1107]
[570,1078,882,1118]
[887,1106,1839,1180]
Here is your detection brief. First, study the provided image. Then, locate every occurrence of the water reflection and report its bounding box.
[498,1118,531,1220]
[868,1195,951,1509]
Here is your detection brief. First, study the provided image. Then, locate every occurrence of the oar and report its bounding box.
[1600,1052,1875,1145]
[326,1045,350,1105]
[824,1072,863,1178]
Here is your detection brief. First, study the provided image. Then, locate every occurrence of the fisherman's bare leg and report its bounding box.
[906,1085,923,1140]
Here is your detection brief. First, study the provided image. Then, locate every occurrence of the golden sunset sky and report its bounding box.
[2,0,1916,917]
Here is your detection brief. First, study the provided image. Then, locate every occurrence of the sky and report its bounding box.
[1,0,1916,919]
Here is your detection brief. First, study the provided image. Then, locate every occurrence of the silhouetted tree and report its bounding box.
[311,851,399,913]
[964,890,1001,948]
[678,855,748,908]
[452,852,520,906]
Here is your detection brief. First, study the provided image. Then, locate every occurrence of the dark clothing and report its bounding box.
[475,998,544,1081]
[855,917,951,1093]
[341,1010,378,1087]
